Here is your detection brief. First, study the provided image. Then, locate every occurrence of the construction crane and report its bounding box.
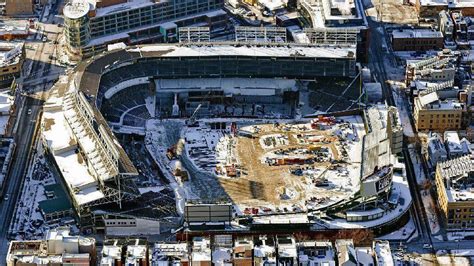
[186,103,202,126]
[185,90,214,126]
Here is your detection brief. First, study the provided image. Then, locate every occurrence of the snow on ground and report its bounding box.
[145,120,186,216]
[407,144,441,235]
[378,215,417,241]
[10,142,69,240]
[447,231,474,241]
[326,167,411,229]
[138,186,166,194]
[392,87,415,137]
[408,145,426,186]
[436,253,471,266]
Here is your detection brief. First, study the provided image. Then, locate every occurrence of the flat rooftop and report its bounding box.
[392,29,443,39]
[0,42,23,68]
[130,44,356,59]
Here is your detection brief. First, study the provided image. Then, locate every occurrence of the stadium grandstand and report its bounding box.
[42,42,358,231]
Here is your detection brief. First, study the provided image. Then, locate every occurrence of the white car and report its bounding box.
[27,109,32,115]
[423,244,432,249]
[4,194,9,201]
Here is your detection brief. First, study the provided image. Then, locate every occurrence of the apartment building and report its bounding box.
[413,92,464,131]
[391,29,444,51]
[435,154,474,229]
[63,0,226,58]
[6,227,96,266]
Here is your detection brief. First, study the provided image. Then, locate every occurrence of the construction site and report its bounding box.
[145,108,411,229]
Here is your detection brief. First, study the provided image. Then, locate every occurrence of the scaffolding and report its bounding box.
[178,27,210,43]
[303,28,359,45]
[419,79,454,96]
[234,26,287,43]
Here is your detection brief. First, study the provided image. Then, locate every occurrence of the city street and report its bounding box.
[0,1,65,261]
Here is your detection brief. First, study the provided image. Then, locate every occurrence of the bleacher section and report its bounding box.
[100,84,153,127]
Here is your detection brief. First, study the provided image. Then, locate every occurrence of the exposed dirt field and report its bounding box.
[366,0,419,25]
[218,123,340,209]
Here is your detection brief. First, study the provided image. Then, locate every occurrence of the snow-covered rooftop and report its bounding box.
[373,240,394,266]
[0,42,23,68]
[63,0,91,19]
[130,44,356,59]
[42,93,106,207]
[392,29,443,39]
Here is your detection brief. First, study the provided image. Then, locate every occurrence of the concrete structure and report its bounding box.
[104,217,161,236]
[413,92,464,131]
[391,29,444,51]
[6,227,96,266]
[63,0,226,58]
[0,42,25,88]
[435,154,474,229]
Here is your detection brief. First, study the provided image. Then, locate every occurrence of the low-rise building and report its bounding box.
[444,131,466,158]
[335,239,357,266]
[426,132,448,169]
[6,227,96,266]
[0,21,30,41]
[373,240,394,266]
[391,29,444,51]
[212,234,233,266]
[125,238,148,265]
[435,154,474,229]
[101,239,125,265]
[276,235,297,265]
[233,237,253,266]
[297,240,336,266]
[0,42,25,89]
[151,243,189,265]
[413,92,464,131]
[254,235,276,266]
[191,237,211,265]
[354,247,374,266]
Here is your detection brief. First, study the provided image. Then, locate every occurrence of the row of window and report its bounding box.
[419,113,460,118]
[106,220,136,226]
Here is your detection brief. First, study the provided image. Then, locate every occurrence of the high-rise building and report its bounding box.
[63,0,226,58]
